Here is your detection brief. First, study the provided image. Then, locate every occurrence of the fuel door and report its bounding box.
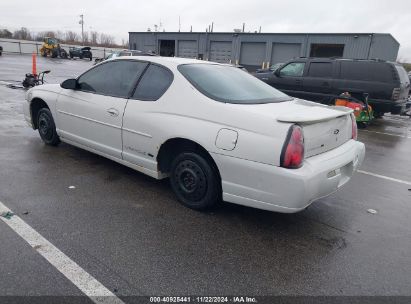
[215,128,238,151]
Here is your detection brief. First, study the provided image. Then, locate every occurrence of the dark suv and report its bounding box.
[254,58,410,115]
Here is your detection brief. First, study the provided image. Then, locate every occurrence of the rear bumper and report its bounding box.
[368,99,407,115]
[213,140,365,213]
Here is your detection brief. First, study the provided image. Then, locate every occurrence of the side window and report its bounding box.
[132,64,173,101]
[307,62,333,78]
[279,62,305,77]
[77,61,147,98]
[340,61,393,82]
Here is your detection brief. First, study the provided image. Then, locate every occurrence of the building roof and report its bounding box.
[129,31,388,36]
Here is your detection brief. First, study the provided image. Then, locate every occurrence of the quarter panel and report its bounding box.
[122,72,291,168]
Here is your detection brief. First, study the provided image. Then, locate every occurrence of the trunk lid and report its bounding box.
[276,100,353,158]
[231,99,354,158]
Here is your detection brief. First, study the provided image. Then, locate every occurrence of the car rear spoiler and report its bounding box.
[277,105,353,124]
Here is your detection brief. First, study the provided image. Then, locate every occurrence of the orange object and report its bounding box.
[335,98,363,117]
[335,98,348,106]
[32,52,37,76]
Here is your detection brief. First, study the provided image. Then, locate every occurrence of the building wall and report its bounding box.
[129,32,400,71]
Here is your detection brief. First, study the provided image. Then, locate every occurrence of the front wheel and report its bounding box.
[170,152,221,210]
[37,108,60,146]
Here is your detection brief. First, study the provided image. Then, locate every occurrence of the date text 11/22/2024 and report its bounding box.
[149,296,257,303]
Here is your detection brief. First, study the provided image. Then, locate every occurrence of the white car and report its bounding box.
[24,56,365,213]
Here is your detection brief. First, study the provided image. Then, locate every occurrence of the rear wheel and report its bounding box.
[37,108,60,146]
[170,152,221,210]
[374,111,384,119]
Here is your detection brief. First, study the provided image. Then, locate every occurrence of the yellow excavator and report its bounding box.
[39,37,68,59]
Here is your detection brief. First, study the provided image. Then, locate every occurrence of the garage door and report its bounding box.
[178,40,197,58]
[210,41,232,63]
[270,43,301,65]
[239,42,266,71]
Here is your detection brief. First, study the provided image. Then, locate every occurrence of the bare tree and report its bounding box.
[99,33,116,47]
[83,31,89,44]
[1,26,125,48]
[13,27,31,40]
[0,29,13,38]
[90,31,98,45]
[55,31,65,42]
[121,39,129,48]
[44,31,56,38]
[65,31,79,43]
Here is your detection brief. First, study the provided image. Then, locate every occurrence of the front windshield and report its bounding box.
[178,64,292,104]
[270,63,283,71]
[106,53,118,60]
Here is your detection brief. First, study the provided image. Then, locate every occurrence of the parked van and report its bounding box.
[255,58,410,116]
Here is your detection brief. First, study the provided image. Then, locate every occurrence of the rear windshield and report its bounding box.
[178,64,292,104]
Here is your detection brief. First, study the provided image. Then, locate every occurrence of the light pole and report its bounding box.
[79,14,84,45]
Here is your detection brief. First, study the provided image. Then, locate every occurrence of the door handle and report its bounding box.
[107,108,119,117]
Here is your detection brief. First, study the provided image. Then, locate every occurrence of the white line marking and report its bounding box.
[359,129,411,139]
[0,201,125,304]
[357,170,411,186]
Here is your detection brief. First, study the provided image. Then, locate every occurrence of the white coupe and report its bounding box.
[24,56,365,213]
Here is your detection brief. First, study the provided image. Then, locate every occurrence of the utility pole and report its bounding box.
[79,14,84,45]
[178,16,181,32]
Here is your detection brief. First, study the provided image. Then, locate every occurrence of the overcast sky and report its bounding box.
[1,0,411,60]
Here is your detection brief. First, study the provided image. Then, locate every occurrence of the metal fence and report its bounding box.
[0,38,124,59]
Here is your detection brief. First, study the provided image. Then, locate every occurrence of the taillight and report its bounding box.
[280,125,304,169]
[392,87,401,101]
[351,113,357,140]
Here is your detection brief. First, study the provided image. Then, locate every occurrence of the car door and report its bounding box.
[122,63,174,174]
[301,61,335,103]
[56,60,148,159]
[268,61,306,98]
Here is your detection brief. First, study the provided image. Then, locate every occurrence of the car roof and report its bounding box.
[294,57,395,64]
[114,56,220,67]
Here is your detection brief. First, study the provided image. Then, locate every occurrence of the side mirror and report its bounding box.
[60,78,77,90]
[274,69,281,77]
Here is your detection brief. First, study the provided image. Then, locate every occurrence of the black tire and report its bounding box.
[89,56,92,61]
[79,54,83,59]
[170,152,221,210]
[37,108,60,146]
[374,111,384,119]
[70,53,73,59]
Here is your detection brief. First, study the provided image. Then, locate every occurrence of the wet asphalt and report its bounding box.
[0,54,411,299]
